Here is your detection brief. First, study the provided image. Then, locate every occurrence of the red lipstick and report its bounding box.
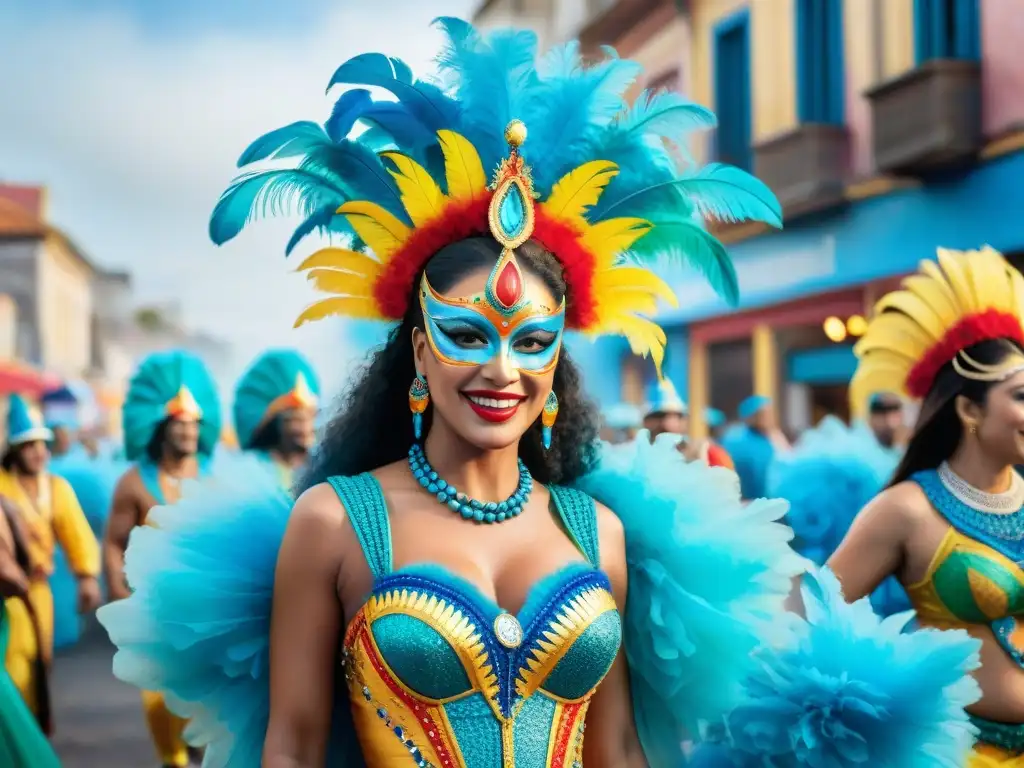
[461,390,526,424]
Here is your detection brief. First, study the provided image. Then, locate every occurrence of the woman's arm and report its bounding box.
[825,483,919,602]
[263,484,347,768]
[581,502,648,768]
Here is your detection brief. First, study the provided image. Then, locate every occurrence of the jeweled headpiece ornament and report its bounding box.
[210,18,783,375]
[850,246,1024,417]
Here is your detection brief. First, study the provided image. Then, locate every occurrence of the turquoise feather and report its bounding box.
[768,417,910,616]
[693,567,981,767]
[121,350,221,462]
[571,433,803,765]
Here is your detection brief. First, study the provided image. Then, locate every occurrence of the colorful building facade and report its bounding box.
[496,0,1024,435]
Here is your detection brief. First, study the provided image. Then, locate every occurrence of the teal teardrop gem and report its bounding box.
[497,183,527,240]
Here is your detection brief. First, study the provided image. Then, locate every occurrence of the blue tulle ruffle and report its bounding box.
[693,568,981,767]
[768,418,910,616]
[572,432,804,766]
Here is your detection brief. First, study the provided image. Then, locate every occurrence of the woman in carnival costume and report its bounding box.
[0,495,60,767]
[103,350,220,768]
[232,348,321,490]
[100,20,982,767]
[816,246,1024,766]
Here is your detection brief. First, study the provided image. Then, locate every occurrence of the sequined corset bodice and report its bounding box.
[330,474,622,768]
[908,469,1024,667]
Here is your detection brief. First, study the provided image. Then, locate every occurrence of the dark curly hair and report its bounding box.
[298,237,600,491]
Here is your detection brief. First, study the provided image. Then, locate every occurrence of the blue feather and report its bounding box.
[602,162,783,228]
[355,102,438,154]
[327,52,458,134]
[236,121,330,167]
[528,51,642,192]
[284,206,351,257]
[705,567,981,768]
[614,89,717,141]
[631,218,740,305]
[209,169,346,246]
[298,141,406,219]
[324,88,374,143]
[434,19,539,170]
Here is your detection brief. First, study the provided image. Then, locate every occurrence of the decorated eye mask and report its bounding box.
[420,250,566,375]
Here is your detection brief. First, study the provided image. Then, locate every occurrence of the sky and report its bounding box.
[0,0,475,399]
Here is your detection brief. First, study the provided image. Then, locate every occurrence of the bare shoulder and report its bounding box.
[290,482,350,532]
[854,479,932,536]
[113,465,143,498]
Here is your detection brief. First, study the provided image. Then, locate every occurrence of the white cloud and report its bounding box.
[0,2,473,398]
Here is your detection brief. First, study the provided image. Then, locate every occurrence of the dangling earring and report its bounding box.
[968,423,978,436]
[541,390,559,450]
[409,374,429,440]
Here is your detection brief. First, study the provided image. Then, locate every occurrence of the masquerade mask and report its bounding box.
[420,250,566,375]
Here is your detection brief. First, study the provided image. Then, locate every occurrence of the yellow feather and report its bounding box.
[543,161,620,227]
[305,268,376,297]
[860,311,933,354]
[294,248,382,277]
[902,275,959,327]
[293,297,383,327]
[968,246,1015,314]
[874,290,946,340]
[579,218,653,266]
[595,266,678,308]
[934,248,977,313]
[337,201,412,260]
[380,151,446,227]
[594,289,660,319]
[855,332,923,363]
[437,130,487,203]
[612,314,668,377]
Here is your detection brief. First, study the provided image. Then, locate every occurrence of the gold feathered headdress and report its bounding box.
[850,246,1024,416]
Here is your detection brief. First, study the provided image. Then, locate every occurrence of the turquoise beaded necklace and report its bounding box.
[407,443,533,523]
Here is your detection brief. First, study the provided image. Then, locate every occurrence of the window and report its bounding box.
[914,0,980,63]
[713,9,752,171]
[796,0,844,124]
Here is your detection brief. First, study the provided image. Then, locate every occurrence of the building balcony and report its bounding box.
[864,59,982,176]
[577,0,667,52]
[753,124,849,220]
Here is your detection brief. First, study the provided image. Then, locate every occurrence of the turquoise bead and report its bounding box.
[472,510,485,522]
[428,483,438,494]
[484,513,496,523]
[460,506,474,519]
[447,499,460,511]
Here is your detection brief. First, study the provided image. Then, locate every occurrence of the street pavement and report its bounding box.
[50,616,158,767]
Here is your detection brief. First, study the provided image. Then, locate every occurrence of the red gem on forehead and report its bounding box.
[495,259,523,308]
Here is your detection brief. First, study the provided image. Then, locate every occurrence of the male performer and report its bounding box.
[720,394,789,499]
[232,348,319,490]
[0,395,100,719]
[103,350,220,768]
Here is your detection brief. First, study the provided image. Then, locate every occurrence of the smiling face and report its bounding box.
[412,250,565,451]
[962,369,1024,465]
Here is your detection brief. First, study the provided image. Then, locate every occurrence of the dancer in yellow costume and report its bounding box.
[103,350,221,768]
[232,348,320,490]
[827,246,1024,766]
[0,394,100,720]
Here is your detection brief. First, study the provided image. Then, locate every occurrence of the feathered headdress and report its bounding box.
[210,17,782,374]
[850,246,1024,416]
[233,349,320,450]
[122,350,222,461]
